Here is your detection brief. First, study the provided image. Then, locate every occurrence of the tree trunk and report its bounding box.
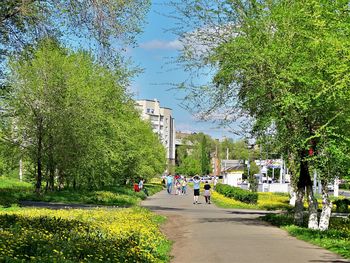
[319,182,332,231]
[307,185,319,230]
[294,149,315,227]
[35,118,43,194]
[294,186,305,225]
[289,186,296,206]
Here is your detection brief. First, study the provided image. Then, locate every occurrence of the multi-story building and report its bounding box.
[136,99,175,165]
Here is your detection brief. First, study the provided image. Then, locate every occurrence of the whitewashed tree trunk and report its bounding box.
[333,177,339,197]
[19,159,23,181]
[289,186,296,206]
[307,185,319,230]
[319,186,332,231]
[294,187,305,225]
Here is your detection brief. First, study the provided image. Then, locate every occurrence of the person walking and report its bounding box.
[181,177,187,195]
[193,176,200,204]
[175,180,182,195]
[203,181,211,204]
[138,179,144,191]
[166,173,173,194]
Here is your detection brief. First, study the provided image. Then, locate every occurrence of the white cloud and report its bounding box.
[140,39,183,50]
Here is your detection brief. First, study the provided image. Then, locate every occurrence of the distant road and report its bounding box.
[340,190,350,198]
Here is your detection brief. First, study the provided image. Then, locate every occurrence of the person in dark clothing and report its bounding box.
[203,181,211,204]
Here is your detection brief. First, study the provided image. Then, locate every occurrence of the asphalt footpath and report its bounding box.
[141,187,349,263]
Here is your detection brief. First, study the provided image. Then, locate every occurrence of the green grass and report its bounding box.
[0,177,171,262]
[262,213,350,259]
[0,176,164,207]
[0,177,32,188]
[0,207,171,262]
[212,190,291,211]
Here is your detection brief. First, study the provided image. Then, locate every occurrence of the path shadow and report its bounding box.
[143,205,186,212]
[309,260,349,263]
[226,210,276,215]
[20,201,119,210]
[198,217,270,226]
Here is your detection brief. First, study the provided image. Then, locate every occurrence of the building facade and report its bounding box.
[136,99,175,165]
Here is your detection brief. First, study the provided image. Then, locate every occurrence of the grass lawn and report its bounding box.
[0,176,163,207]
[0,206,171,262]
[212,190,291,210]
[0,176,171,262]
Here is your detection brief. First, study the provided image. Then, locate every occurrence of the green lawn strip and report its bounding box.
[0,206,171,262]
[0,176,164,207]
[262,213,350,259]
[212,190,291,211]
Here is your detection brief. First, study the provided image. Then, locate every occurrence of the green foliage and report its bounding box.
[2,40,165,192]
[215,183,258,204]
[333,199,350,213]
[176,132,213,176]
[339,183,350,190]
[0,177,164,208]
[0,0,151,61]
[176,156,201,176]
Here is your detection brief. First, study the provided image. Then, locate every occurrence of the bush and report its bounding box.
[334,199,350,213]
[339,183,350,190]
[215,183,258,204]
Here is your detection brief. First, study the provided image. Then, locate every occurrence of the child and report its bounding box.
[181,177,187,195]
[175,180,182,195]
[203,181,211,204]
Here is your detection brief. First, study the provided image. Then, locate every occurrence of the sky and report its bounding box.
[130,1,238,140]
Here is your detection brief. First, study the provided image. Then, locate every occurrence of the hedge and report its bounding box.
[215,183,258,204]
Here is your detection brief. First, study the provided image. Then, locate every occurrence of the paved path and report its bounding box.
[141,188,349,263]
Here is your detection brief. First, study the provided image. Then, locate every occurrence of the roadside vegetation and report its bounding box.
[0,176,163,208]
[0,207,170,262]
[0,176,170,262]
[212,188,290,211]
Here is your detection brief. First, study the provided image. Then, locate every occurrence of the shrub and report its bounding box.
[339,183,350,190]
[333,199,350,213]
[215,183,258,204]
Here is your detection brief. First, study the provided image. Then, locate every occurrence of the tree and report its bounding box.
[3,39,166,192]
[0,0,151,81]
[176,132,214,176]
[172,0,350,230]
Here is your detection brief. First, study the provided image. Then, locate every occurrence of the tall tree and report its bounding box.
[0,0,151,81]
[172,0,350,229]
[3,39,166,192]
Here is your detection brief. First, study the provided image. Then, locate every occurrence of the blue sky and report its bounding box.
[130,1,237,140]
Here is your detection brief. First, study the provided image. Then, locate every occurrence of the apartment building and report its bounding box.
[136,99,175,165]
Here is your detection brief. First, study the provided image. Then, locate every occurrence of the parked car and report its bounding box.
[327,183,334,191]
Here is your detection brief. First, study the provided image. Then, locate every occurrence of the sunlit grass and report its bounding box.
[0,207,171,262]
[212,190,291,210]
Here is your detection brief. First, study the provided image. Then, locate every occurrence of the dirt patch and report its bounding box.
[159,212,194,262]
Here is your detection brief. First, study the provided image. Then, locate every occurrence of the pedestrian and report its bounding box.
[166,173,173,194]
[175,180,182,195]
[203,181,211,204]
[193,175,200,204]
[182,177,187,195]
[138,179,144,191]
